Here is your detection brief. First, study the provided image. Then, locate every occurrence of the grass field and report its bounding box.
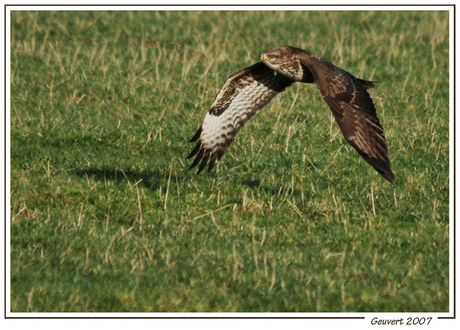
[10,10,449,312]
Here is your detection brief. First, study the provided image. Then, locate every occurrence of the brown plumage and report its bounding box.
[187,46,395,184]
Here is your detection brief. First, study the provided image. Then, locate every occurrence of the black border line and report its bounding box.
[4,1,6,322]
[439,4,456,320]
[5,316,365,319]
[438,3,456,320]
[4,3,455,320]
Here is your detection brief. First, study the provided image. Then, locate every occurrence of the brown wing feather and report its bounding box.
[187,63,294,173]
[306,60,394,184]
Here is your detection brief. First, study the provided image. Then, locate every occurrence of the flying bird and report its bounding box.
[187,46,395,184]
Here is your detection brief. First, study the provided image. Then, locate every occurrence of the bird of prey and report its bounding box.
[187,46,395,184]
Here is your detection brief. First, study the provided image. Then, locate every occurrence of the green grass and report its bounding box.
[10,10,449,312]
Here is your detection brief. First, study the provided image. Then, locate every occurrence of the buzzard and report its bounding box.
[187,46,395,184]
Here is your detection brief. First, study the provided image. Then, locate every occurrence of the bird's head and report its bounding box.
[259,46,292,65]
[259,46,303,81]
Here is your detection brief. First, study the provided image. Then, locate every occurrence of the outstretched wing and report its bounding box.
[187,62,294,173]
[304,60,395,184]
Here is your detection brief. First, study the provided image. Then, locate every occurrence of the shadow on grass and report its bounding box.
[241,178,261,188]
[74,165,315,199]
[239,177,315,200]
[73,167,165,191]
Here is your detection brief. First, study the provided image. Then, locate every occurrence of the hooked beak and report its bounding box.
[259,53,266,62]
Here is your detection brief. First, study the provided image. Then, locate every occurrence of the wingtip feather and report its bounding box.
[384,172,396,185]
[358,79,379,89]
[189,127,202,143]
[187,142,202,160]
